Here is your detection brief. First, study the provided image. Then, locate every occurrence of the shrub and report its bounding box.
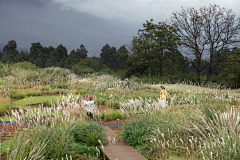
[102,109,124,121]
[42,100,57,107]
[40,86,51,91]
[122,116,175,147]
[0,97,11,115]
[74,122,105,146]
[10,93,26,99]
[26,91,42,97]
[76,88,88,95]
[188,108,240,159]
[41,89,61,94]
[70,143,99,155]
[13,61,37,70]
[7,122,75,159]
[95,94,107,105]
[106,100,120,109]
[50,84,69,89]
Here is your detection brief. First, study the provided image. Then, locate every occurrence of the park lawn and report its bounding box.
[10,96,63,109]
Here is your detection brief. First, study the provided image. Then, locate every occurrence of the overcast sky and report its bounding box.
[51,0,240,24]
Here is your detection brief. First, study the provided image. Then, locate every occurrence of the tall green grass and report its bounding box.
[0,97,11,115]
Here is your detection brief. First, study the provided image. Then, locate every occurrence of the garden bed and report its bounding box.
[0,124,27,141]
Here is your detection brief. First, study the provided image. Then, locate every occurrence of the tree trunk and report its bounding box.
[159,56,163,76]
[207,48,213,80]
[196,69,201,83]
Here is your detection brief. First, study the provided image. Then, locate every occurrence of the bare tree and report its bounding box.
[171,4,240,81]
[171,7,208,82]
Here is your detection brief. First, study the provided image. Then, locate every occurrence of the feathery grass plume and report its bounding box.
[187,107,240,159]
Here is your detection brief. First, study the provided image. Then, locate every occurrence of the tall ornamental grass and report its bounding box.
[122,116,176,147]
[6,117,75,159]
[188,108,240,159]
[74,121,106,146]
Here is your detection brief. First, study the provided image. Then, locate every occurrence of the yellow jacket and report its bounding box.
[160,89,167,100]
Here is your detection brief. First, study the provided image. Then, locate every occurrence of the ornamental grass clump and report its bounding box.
[74,121,106,146]
[0,96,11,115]
[6,133,48,160]
[187,108,240,159]
[122,116,176,147]
[119,97,167,117]
[6,108,78,159]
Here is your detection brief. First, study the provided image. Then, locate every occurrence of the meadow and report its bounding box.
[0,65,240,160]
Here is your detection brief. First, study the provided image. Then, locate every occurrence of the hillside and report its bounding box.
[0,1,134,56]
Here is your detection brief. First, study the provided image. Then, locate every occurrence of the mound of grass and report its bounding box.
[103,109,124,121]
[10,92,26,99]
[122,116,175,147]
[70,143,99,155]
[51,83,69,89]
[74,121,105,146]
[0,97,11,115]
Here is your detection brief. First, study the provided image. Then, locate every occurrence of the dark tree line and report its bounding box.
[0,41,88,69]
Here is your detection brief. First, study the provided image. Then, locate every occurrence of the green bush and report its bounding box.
[95,94,107,105]
[10,92,26,99]
[26,92,42,97]
[107,100,120,109]
[0,97,11,115]
[40,86,51,91]
[13,61,37,70]
[0,62,10,77]
[76,88,88,95]
[7,122,75,159]
[102,110,124,121]
[41,89,61,94]
[74,122,105,146]
[122,116,175,147]
[42,100,57,107]
[70,143,99,155]
[77,67,95,75]
[51,84,69,89]
[189,109,240,159]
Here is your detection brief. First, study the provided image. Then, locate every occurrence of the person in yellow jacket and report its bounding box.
[160,85,167,100]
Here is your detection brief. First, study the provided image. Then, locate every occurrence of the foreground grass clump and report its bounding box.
[74,121,106,146]
[6,120,75,159]
[122,116,176,147]
[188,108,240,159]
[0,96,11,115]
[4,119,104,159]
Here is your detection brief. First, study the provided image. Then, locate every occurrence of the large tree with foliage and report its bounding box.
[116,45,129,70]
[29,42,43,64]
[100,44,118,70]
[65,50,78,69]
[129,19,180,76]
[222,47,240,88]
[171,4,240,81]
[72,58,99,75]
[17,51,29,62]
[2,40,19,63]
[75,44,88,62]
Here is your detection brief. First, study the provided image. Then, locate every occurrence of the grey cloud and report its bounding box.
[51,0,240,24]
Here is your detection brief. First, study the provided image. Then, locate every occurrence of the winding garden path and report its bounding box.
[101,126,146,160]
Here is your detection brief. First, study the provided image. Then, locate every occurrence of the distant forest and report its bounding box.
[0,5,240,89]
